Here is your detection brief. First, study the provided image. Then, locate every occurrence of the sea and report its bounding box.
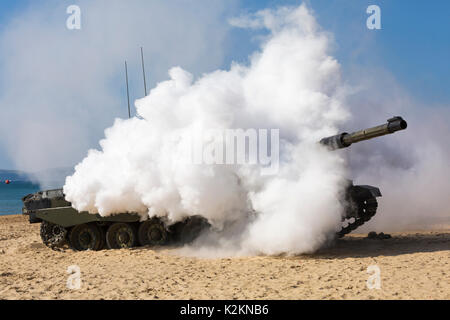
[0,181,41,216]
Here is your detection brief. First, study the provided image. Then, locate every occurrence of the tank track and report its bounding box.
[40,221,68,249]
[38,216,209,251]
[337,196,378,238]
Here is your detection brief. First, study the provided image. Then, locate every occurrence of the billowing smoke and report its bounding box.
[64,4,351,255]
[63,3,450,255]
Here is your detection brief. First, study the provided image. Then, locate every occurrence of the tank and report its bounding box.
[22,116,407,250]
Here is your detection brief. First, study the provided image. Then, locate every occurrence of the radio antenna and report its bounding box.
[140,47,148,96]
[125,61,131,119]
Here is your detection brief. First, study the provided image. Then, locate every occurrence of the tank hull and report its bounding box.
[23,181,381,251]
[22,189,208,251]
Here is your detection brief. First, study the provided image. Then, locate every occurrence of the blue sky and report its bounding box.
[231,0,450,105]
[0,0,449,170]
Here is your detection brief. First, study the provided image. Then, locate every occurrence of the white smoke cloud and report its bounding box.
[64,4,351,255]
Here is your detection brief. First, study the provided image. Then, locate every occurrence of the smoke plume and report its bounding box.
[64,3,450,256]
[64,4,351,255]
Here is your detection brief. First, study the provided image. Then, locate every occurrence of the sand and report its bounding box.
[0,214,449,300]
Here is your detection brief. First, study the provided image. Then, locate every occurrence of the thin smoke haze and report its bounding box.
[0,0,232,175]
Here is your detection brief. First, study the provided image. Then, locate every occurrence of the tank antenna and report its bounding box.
[125,61,131,119]
[140,47,148,96]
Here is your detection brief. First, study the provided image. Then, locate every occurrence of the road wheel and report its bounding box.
[97,225,106,251]
[106,223,138,249]
[40,221,67,248]
[178,217,209,244]
[138,218,168,246]
[69,223,103,251]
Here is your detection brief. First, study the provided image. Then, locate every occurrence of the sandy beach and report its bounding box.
[0,214,448,300]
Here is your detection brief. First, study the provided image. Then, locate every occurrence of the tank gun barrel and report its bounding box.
[320,116,407,150]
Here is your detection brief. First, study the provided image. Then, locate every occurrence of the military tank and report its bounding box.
[22,116,407,250]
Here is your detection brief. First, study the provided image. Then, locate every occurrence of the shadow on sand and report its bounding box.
[307,232,450,259]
